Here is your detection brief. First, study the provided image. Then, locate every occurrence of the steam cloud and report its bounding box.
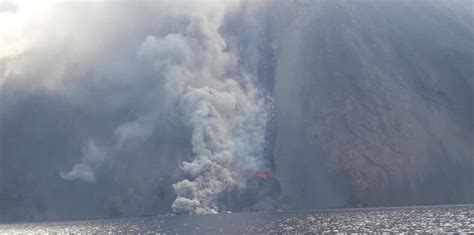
[135,2,269,214]
[0,1,269,214]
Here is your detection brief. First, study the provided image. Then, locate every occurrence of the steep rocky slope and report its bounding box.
[272,0,473,208]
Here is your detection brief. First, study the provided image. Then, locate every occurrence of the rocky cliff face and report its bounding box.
[271,0,473,208]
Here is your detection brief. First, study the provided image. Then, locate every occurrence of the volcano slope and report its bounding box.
[270,0,473,209]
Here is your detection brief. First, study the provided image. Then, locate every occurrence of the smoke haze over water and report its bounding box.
[1,0,473,222]
[1,0,273,218]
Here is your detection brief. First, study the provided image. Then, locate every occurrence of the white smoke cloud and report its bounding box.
[60,140,108,183]
[1,0,270,215]
[136,3,269,214]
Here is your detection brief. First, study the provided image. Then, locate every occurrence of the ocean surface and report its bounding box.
[1,205,472,234]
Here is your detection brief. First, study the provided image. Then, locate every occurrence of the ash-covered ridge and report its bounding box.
[270,0,473,208]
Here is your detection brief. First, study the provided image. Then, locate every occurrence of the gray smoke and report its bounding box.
[134,3,268,214]
[1,0,269,215]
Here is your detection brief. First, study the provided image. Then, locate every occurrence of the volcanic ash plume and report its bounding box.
[4,0,269,216]
[137,5,269,214]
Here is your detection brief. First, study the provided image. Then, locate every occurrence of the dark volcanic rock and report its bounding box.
[271,0,473,208]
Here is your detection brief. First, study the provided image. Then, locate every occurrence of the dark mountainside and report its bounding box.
[1,0,473,222]
[271,0,473,209]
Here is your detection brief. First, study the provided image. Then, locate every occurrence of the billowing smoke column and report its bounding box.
[136,5,268,214]
[54,1,269,214]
